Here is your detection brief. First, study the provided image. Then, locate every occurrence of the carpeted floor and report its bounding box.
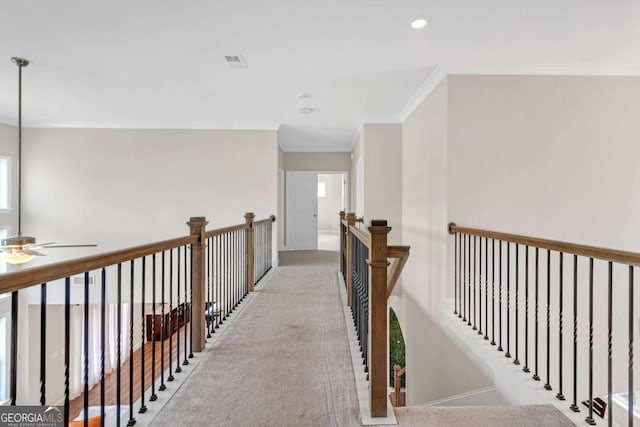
[393,405,575,427]
[151,250,574,427]
[150,250,361,427]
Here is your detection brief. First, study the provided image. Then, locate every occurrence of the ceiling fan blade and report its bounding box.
[26,242,56,249]
[23,249,46,256]
[47,244,98,248]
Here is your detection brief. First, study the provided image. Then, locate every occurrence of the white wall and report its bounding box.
[398,74,640,406]
[22,128,278,250]
[446,74,640,406]
[350,123,402,244]
[400,79,493,405]
[284,152,351,172]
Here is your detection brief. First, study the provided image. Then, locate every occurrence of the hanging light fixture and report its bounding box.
[0,57,37,264]
[0,57,97,265]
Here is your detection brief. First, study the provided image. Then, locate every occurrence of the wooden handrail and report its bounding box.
[449,223,640,267]
[350,225,371,248]
[0,234,198,294]
[253,215,277,225]
[204,223,248,239]
[0,214,276,294]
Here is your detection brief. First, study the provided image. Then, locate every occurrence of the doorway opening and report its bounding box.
[317,173,346,251]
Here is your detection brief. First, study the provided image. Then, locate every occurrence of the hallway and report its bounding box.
[150,250,361,427]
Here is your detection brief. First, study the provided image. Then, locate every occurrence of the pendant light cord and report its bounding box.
[12,57,28,237]
[17,61,22,236]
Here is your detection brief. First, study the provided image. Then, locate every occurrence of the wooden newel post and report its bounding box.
[368,219,391,417]
[245,212,255,292]
[346,213,356,306]
[339,211,346,276]
[187,216,208,352]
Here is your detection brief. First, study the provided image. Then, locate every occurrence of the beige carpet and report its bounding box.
[393,405,575,427]
[151,250,575,427]
[150,250,361,427]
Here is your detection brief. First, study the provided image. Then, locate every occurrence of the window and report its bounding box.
[317,182,326,198]
[0,157,9,210]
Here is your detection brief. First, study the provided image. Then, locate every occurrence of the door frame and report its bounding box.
[281,170,350,251]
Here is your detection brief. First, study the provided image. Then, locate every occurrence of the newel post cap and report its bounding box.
[244,212,255,223]
[187,216,208,231]
[270,214,277,222]
[369,219,391,234]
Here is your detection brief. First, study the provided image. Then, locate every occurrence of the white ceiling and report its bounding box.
[1,0,639,151]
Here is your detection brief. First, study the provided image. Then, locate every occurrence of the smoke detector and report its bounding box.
[299,107,314,114]
[224,55,247,69]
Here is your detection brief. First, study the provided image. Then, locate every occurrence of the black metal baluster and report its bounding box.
[10,290,18,405]
[524,246,530,373]
[182,246,193,365]
[168,249,175,382]
[454,233,458,315]
[607,262,612,427]
[40,283,47,405]
[207,239,212,338]
[491,239,496,346]
[514,244,520,365]
[585,257,595,425]
[216,235,221,328]
[150,254,157,401]
[479,236,483,336]
[175,248,182,373]
[485,237,489,340]
[128,261,136,426]
[117,264,122,427]
[189,245,194,359]
[139,257,147,413]
[557,253,565,400]
[473,235,477,331]
[64,278,71,426]
[498,241,503,352]
[462,234,466,323]
[570,255,579,412]
[84,271,90,425]
[506,242,511,358]
[533,248,540,381]
[101,268,107,424]
[545,250,552,391]
[468,235,471,326]
[628,265,634,427]
[159,251,166,391]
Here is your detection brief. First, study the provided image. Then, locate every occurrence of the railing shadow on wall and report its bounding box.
[339,211,410,418]
[449,222,639,427]
[0,212,275,426]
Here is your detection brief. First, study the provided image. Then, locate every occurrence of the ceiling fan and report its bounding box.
[0,57,97,265]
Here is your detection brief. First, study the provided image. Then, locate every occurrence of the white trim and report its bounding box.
[422,386,498,407]
[337,271,397,426]
[398,62,640,123]
[279,144,353,153]
[398,64,448,122]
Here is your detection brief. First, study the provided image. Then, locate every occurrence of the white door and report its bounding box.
[286,172,318,250]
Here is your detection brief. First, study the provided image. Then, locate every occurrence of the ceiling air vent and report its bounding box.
[225,55,247,69]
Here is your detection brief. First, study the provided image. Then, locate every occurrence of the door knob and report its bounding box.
[313,214,317,217]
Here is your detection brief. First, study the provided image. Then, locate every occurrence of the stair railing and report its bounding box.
[449,222,639,427]
[339,211,410,417]
[0,212,275,425]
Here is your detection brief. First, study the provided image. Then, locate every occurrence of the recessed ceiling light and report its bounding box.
[410,17,429,30]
